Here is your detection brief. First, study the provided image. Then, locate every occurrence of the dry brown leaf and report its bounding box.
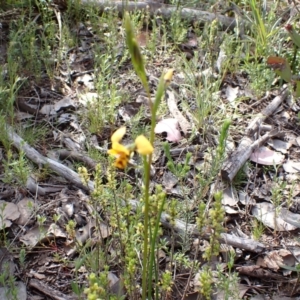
[20,225,49,247]
[78,92,99,106]
[223,205,239,214]
[222,186,238,206]
[166,90,191,134]
[256,249,295,272]
[29,270,47,280]
[162,171,178,191]
[40,97,76,115]
[48,223,67,238]
[250,146,285,165]
[279,208,300,228]
[0,247,15,278]
[136,31,149,47]
[268,139,291,154]
[155,118,182,142]
[0,200,20,228]
[108,272,124,297]
[225,85,239,104]
[252,202,296,231]
[16,198,35,226]
[76,219,111,244]
[283,160,300,173]
[237,265,284,279]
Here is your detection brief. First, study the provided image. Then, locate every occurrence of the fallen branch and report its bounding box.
[56,149,98,171]
[7,124,94,192]
[79,0,237,31]
[236,265,286,281]
[7,124,264,253]
[29,279,77,300]
[246,86,289,136]
[129,200,265,253]
[161,211,265,253]
[221,86,289,182]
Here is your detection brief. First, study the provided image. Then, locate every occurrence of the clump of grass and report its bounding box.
[2,149,31,187]
[252,219,265,241]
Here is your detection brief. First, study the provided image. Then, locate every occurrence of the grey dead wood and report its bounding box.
[130,200,265,253]
[79,0,237,31]
[6,124,95,192]
[236,265,286,281]
[26,176,46,195]
[56,149,98,170]
[29,279,77,300]
[6,124,265,253]
[221,86,289,182]
[170,144,207,158]
[161,212,265,253]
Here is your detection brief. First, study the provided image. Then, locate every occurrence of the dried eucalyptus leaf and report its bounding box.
[0,201,20,228]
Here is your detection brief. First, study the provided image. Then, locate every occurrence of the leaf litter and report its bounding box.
[2,1,300,299]
[155,118,182,142]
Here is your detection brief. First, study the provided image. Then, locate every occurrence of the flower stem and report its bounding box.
[142,72,168,299]
[148,193,165,300]
[142,154,151,300]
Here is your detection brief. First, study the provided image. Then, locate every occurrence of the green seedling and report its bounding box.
[267,56,292,83]
[163,142,191,177]
[281,264,300,296]
[285,24,300,48]
[267,24,300,96]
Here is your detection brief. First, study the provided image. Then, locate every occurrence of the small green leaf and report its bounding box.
[71,281,84,295]
[286,24,300,48]
[275,63,292,83]
[281,264,300,272]
[267,56,292,83]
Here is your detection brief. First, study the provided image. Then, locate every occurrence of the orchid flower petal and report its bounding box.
[111,127,126,143]
[135,135,153,155]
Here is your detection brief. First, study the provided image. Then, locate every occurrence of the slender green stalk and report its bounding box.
[148,193,165,300]
[142,155,151,300]
[124,13,172,298]
[142,72,170,299]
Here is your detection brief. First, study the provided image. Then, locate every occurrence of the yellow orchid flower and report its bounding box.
[135,135,153,155]
[111,126,126,143]
[114,153,130,169]
[108,127,130,169]
[108,127,153,168]
[163,69,174,87]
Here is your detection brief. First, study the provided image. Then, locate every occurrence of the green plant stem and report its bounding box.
[142,94,157,299]
[148,194,165,300]
[291,46,297,74]
[142,155,151,300]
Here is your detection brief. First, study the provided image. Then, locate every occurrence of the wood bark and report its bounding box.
[56,149,98,170]
[79,0,237,31]
[130,200,265,253]
[29,279,77,300]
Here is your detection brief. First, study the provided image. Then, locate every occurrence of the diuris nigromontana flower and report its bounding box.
[108,127,153,169]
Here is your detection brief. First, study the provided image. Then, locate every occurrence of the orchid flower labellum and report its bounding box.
[108,127,153,169]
